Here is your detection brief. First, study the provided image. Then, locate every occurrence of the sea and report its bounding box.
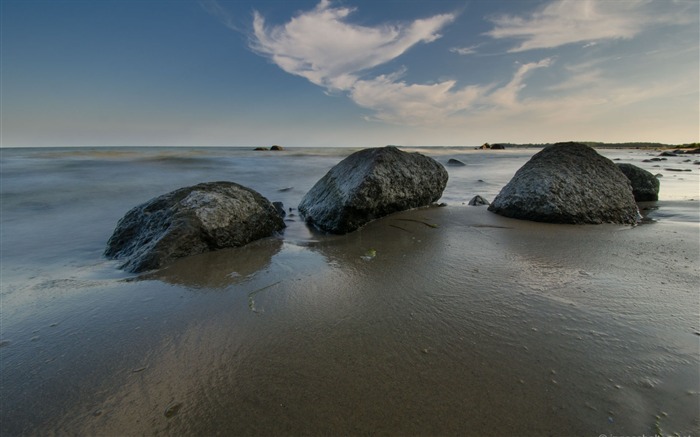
[1,146,698,435]
[1,146,697,285]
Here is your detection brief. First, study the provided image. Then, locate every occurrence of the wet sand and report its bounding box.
[2,205,698,436]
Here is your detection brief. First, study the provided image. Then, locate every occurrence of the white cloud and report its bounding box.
[349,58,559,124]
[242,0,696,139]
[449,45,479,55]
[251,0,454,91]
[484,0,694,52]
[487,58,553,108]
[249,0,486,125]
[350,71,486,123]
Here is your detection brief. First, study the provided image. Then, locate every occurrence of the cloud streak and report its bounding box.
[485,0,696,52]
[449,45,479,55]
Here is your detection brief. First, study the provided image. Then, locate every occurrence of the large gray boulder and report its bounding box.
[298,146,448,234]
[616,163,660,201]
[105,181,285,272]
[488,142,639,224]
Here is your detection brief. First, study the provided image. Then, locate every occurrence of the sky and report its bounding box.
[1,0,698,147]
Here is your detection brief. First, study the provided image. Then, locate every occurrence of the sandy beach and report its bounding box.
[2,204,698,435]
[1,147,699,435]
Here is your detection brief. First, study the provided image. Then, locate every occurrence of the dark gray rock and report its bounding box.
[105,182,285,272]
[447,158,466,166]
[298,146,448,234]
[468,195,490,206]
[490,144,506,150]
[658,151,678,157]
[488,142,639,224]
[272,201,286,218]
[616,163,660,201]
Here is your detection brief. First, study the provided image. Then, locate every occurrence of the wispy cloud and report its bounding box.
[350,71,486,123]
[449,45,479,56]
[251,0,454,91]
[484,0,694,52]
[199,0,239,32]
[487,58,553,108]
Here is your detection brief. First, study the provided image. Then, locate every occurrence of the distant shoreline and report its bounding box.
[1,141,698,150]
[469,141,700,150]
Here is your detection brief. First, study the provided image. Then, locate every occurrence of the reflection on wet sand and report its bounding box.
[14,207,696,436]
[143,237,284,289]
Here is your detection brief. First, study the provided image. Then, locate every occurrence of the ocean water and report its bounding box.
[0,146,529,285]
[1,146,697,284]
[1,146,698,435]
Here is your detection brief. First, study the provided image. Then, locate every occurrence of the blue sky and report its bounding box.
[2,0,698,147]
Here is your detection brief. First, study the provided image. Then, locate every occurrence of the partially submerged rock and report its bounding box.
[105,182,285,272]
[298,146,448,234]
[616,163,660,201]
[447,158,466,166]
[488,142,639,224]
[468,195,490,206]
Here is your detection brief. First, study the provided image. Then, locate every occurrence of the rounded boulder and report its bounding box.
[616,163,660,201]
[298,146,448,234]
[488,142,639,224]
[105,181,285,272]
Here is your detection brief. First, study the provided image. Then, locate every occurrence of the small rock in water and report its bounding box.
[468,195,490,206]
[164,401,183,418]
[447,158,466,166]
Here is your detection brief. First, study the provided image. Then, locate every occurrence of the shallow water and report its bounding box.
[1,146,699,435]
